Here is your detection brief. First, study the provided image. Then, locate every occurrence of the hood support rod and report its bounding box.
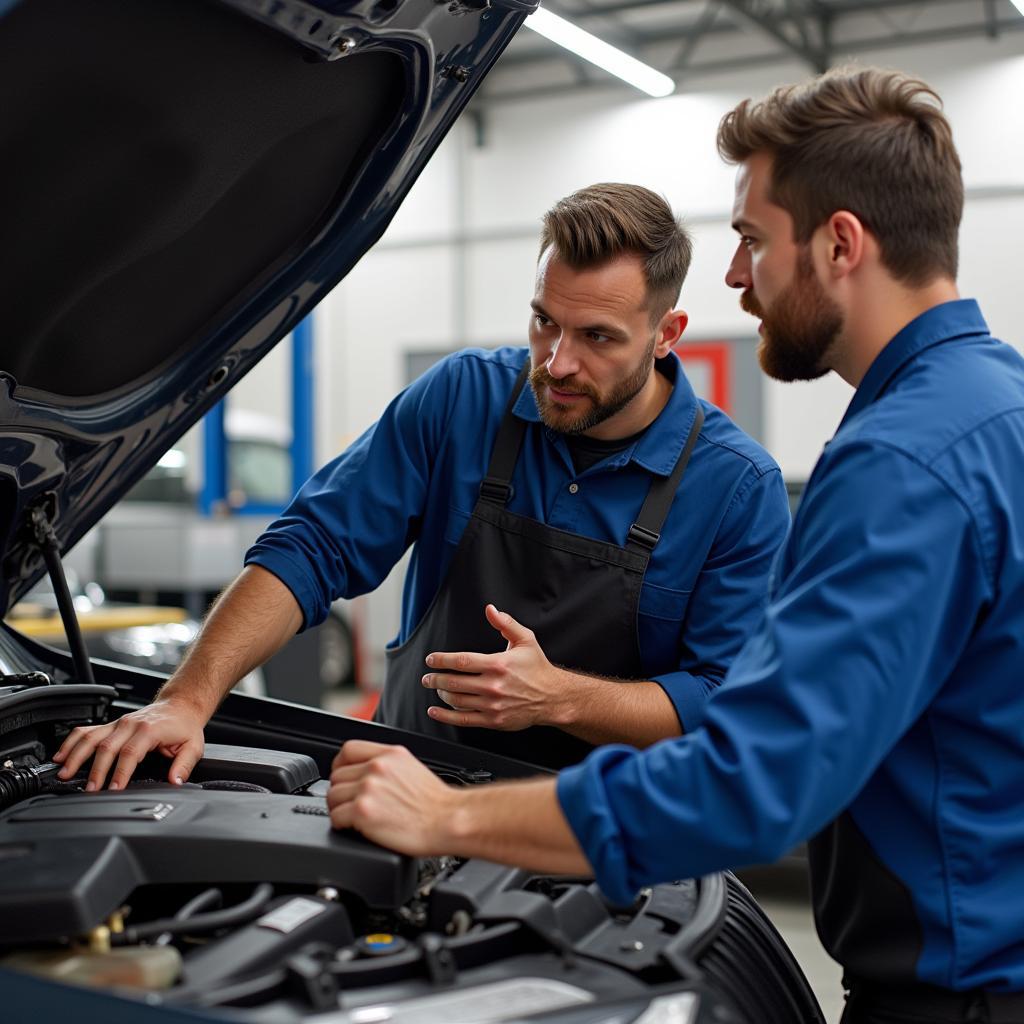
[29,506,95,685]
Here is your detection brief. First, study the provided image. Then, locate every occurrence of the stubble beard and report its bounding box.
[742,249,844,383]
[529,335,658,435]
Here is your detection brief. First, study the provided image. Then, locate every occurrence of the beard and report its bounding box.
[529,335,657,435]
[742,249,843,382]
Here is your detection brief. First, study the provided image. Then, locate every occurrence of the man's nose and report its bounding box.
[725,246,751,290]
[547,336,580,379]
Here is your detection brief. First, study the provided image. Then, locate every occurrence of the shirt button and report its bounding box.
[568,482,579,494]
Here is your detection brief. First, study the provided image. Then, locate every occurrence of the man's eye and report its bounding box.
[740,235,756,249]
[533,314,551,327]
[586,332,611,344]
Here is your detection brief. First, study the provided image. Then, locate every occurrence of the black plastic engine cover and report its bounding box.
[161,742,321,793]
[0,788,417,943]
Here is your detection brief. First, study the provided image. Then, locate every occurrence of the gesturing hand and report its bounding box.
[421,604,572,731]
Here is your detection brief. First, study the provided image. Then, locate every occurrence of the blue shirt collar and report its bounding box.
[841,299,990,428]
[512,350,700,477]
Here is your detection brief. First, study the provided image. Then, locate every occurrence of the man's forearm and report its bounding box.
[554,670,681,747]
[159,565,304,718]
[444,778,592,875]
[328,742,593,875]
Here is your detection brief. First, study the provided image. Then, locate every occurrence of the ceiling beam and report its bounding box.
[984,0,1000,39]
[498,0,1017,71]
[562,0,953,23]
[839,10,1024,50]
[718,0,831,71]
[672,0,721,69]
[561,0,649,47]
[482,11,1024,103]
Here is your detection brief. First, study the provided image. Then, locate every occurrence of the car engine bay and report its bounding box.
[0,672,822,1024]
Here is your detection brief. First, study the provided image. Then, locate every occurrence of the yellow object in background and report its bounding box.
[6,603,188,640]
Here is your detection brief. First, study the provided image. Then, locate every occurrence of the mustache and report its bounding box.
[529,365,596,398]
[739,289,765,319]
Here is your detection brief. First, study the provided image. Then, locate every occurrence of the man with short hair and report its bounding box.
[322,69,1024,1021]
[55,183,789,781]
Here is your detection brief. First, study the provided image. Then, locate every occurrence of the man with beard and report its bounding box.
[55,183,789,784]
[322,68,1024,1021]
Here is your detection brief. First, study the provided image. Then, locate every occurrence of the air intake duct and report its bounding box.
[0,762,62,811]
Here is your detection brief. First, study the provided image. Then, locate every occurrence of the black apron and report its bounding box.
[377,360,704,770]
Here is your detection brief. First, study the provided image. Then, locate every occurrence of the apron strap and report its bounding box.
[480,359,705,552]
[626,405,705,554]
[479,358,532,506]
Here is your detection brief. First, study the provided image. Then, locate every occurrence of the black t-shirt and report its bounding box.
[563,426,649,475]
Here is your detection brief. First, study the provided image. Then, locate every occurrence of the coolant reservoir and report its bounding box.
[1,945,181,990]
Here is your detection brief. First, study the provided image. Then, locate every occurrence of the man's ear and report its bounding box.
[656,309,689,355]
[820,210,866,279]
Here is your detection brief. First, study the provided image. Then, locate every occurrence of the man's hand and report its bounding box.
[422,604,683,747]
[50,565,305,792]
[326,740,592,876]
[421,604,572,731]
[52,697,207,791]
[327,741,456,854]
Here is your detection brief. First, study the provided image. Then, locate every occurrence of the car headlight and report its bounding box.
[631,993,700,1024]
[315,977,595,1023]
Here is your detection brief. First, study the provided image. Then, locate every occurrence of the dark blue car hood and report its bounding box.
[0,0,533,616]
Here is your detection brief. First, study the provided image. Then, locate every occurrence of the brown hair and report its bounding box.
[717,66,963,285]
[539,183,693,321]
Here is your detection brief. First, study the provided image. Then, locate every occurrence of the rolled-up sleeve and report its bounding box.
[558,442,989,906]
[652,466,790,731]
[245,358,460,629]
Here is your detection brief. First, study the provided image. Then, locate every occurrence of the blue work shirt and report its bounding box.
[558,300,1024,991]
[246,347,789,729]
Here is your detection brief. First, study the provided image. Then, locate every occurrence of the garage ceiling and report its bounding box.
[478,0,1024,102]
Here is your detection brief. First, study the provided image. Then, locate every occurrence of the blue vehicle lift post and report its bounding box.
[290,315,316,497]
[199,399,227,517]
[201,316,316,516]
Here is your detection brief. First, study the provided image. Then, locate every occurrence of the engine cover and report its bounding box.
[0,787,417,943]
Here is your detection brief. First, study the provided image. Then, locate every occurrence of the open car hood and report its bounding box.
[0,0,532,616]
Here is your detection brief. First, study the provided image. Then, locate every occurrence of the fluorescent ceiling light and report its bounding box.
[524,7,675,98]
[1011,0,1024,16]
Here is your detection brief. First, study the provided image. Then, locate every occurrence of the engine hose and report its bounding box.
[176,887,225,921]
[0,762,62,811]
[114,884,274,945]
[155,887,224,946]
